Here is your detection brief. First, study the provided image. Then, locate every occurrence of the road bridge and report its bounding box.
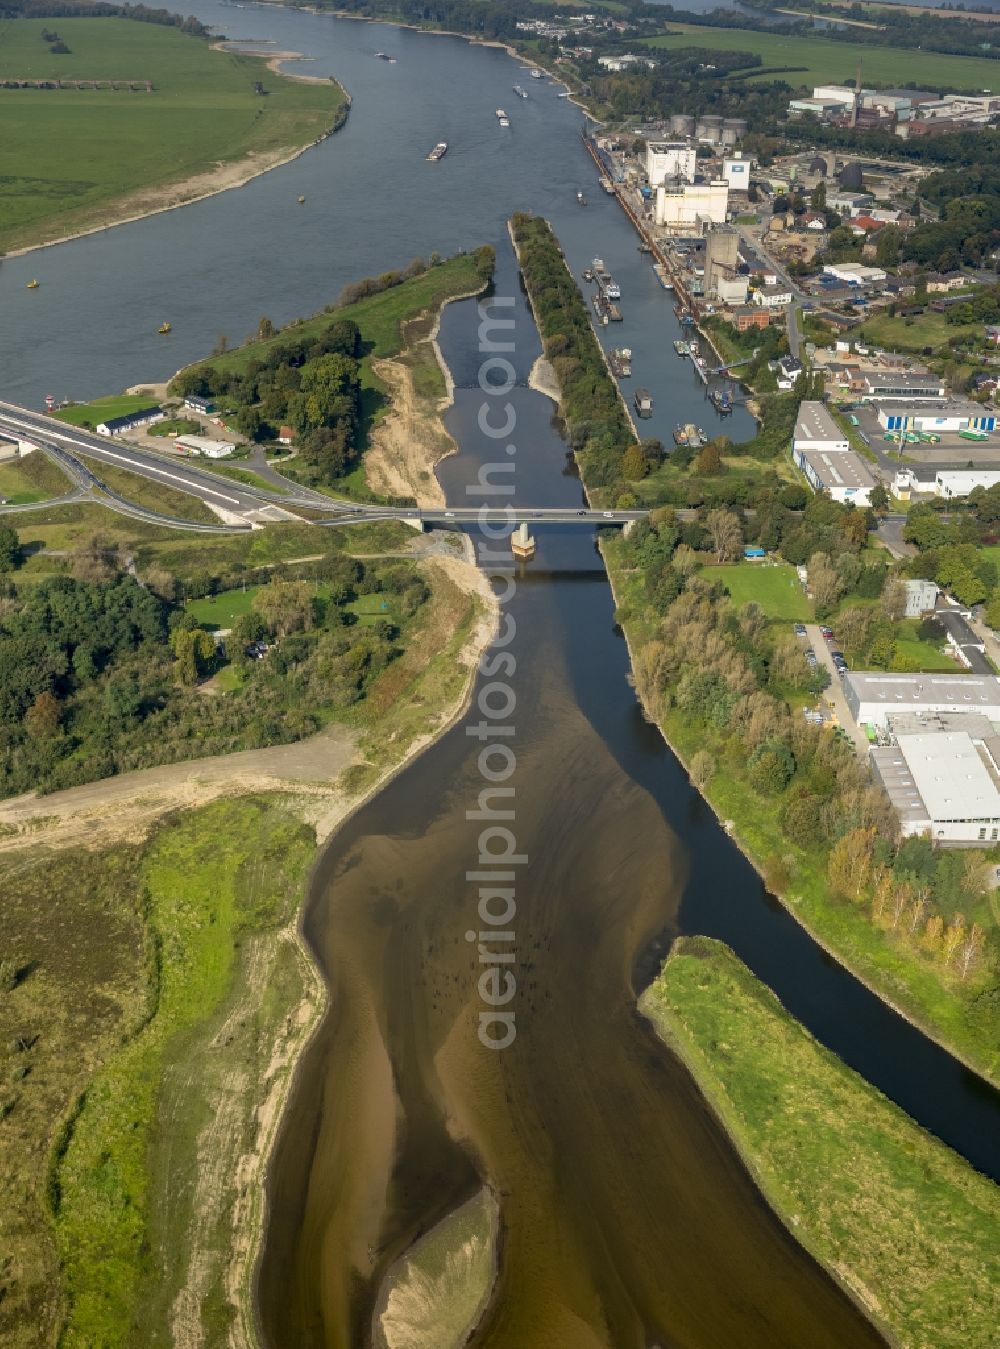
[0,400,646,533]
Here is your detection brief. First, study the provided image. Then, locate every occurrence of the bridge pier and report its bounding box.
[623,518,637,539]
[403,516,425,533]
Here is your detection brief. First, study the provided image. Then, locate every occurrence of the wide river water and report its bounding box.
[1,4,998,1346]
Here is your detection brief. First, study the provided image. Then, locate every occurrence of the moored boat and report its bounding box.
[673,424,689,446]
[673,340,689,357]
[634,388,653,418]
[710,388,733,415]
[609,347,632,378]
[582,268,594,282]
[577,191,586,205]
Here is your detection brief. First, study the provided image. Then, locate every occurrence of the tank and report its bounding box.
[720,125,740,148]
[695,114,723,144]
[722,117,748,141]
[669,113,694,137]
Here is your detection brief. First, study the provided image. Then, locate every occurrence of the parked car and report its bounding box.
[794,623,807,637]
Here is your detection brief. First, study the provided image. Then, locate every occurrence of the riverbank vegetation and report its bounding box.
[172,249,494,491]
[0,16,347,253]
[512,213,998,1080]
[0,532,436,798]
[0,542,490,1344]
[643,938,1000,1349]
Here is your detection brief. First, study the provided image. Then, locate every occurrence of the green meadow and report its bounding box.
[643,24,1000,92]
[0,17,345,252]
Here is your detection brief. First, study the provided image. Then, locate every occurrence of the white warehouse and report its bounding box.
[934,470,1000,498]
[843,672,1000,729]
[793,401,848,452]
[871,731,1000,844]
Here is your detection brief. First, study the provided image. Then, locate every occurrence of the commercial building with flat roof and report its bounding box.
[874,400,996,433]
[844,671,1000,728]
[794,446,876,505]
[861,372,946,401]
[793,401,848,453]
[871,731,1000,843]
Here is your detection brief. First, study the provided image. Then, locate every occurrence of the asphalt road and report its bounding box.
[0,399,646,533]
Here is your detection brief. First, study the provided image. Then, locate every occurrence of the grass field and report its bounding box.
[643,23,1000,91]
[0,17,345,252]
[92,458,220,524]
[852,309,981,353]
[186,585,261,627]
[699,561,813,621]
[643,938,1000,1349]
[893,617,962,672]
[195,254,485,379]
[0,449,71,504]
[51,393,166,430]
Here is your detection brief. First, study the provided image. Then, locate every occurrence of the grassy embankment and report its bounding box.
[179,252,486,498]
[0,542,487,1345]
[642,23,1000,91]
[0,450,72,504]
[643,938,1000,1349]
[0,17,346,253]
[511,216,998,1083]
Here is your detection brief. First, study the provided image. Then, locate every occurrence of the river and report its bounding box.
[1,5,998,1347]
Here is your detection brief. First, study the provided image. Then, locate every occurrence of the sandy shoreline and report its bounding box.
[364,284,486,509]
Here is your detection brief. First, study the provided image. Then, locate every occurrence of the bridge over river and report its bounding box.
[0,400,645,534]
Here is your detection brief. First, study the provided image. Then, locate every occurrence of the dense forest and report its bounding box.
[174,317,363,482]
[0,542,429,798]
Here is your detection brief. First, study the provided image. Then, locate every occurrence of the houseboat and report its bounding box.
[710,388,733,415]
[609,348,632,378]
[634,388,653,419]
[673,340,689,358]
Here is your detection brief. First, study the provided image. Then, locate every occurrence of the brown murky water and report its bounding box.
[259,560,885,1348]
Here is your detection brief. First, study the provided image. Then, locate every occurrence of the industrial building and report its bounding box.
[704,226,740,299]
[645,141,696,187]
[753,284,793,309]
[654,179,729,230]
[871,729,1000,843]
[861,372,946,402]
[792,401,849,453]
[722,153,750,191]
[822,262,887,286]
[874,400,996,433]
[934,470,1000,498]
[794,446,876,505]
[843,672,1000,729]
[174,434,237,459]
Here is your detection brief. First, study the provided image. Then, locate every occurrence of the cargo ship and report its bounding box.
[426,142,448,161]
[513,84,528,98]
[710,388,733,415]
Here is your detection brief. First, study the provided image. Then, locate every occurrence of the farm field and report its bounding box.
[699,560,813,621]
[642,24,1000,91]
[0,17,345,252]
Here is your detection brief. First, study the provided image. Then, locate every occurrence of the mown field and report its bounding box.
[643,938,1000,1349]
[0,17,345,252]
[698,560,812,622]
[0,449,71,504]
[642,23,1000,91]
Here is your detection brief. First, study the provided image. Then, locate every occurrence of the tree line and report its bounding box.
[0,540,430,799]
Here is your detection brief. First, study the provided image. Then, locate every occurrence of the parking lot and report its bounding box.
[851,405,1000,478]
[802,623,871,755]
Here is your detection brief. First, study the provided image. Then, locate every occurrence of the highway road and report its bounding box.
[0,399,645,534]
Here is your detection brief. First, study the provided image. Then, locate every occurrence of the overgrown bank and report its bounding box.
[643,938,1000,1349]
[509,212,999,1083]
[0,544,495,1347]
